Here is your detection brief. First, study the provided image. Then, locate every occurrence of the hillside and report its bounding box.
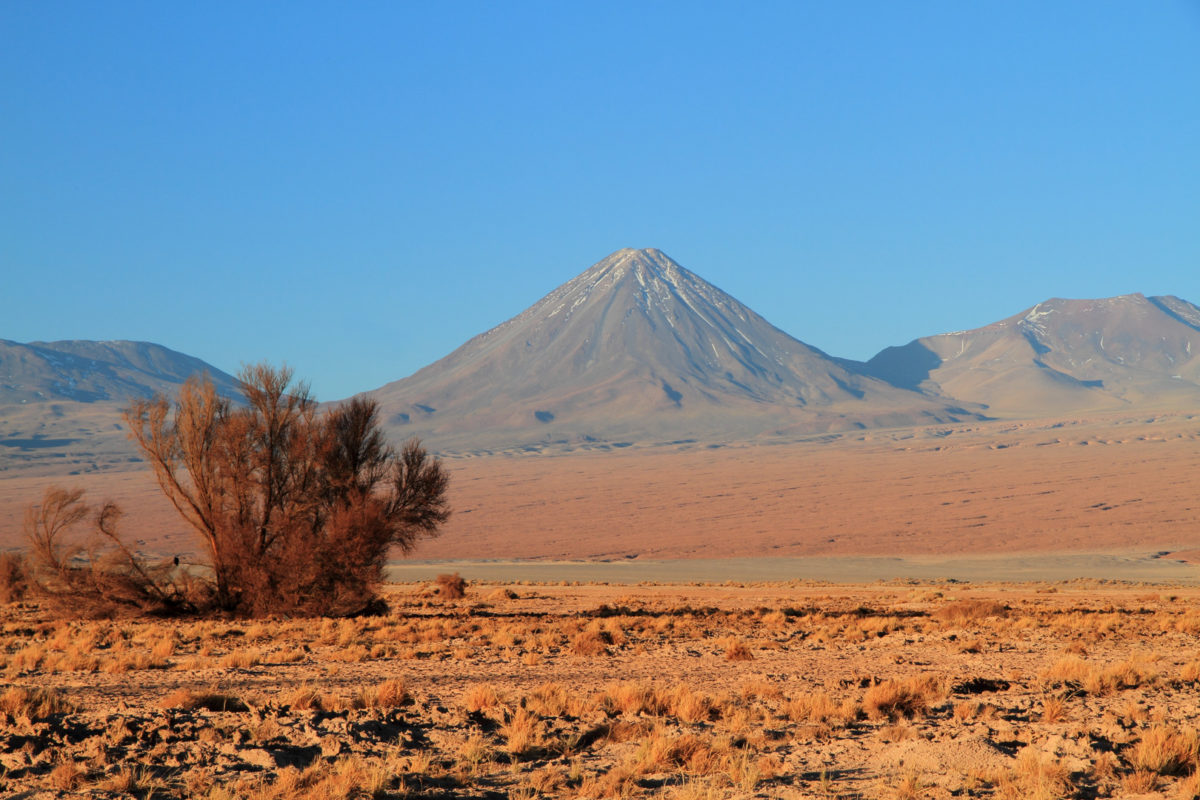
[865,294,1200,416]
[0,340,240,476]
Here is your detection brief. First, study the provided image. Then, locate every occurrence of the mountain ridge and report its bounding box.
[3,252,1198,472]
[863,292,1200,415]
[0,339,241,476]
[0,338,242,404]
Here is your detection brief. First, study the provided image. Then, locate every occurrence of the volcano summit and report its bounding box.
[365,248,978,452]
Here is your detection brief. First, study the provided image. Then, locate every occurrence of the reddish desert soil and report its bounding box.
[2,413,1199,571]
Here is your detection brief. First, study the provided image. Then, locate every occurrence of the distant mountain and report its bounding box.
[865,294,1200,415]
[0,340,240,476]
[0,339,242,404]
[365,248,980,452]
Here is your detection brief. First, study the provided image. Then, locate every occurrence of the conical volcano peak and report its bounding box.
[586,247,684,283]
[366,248,978,453]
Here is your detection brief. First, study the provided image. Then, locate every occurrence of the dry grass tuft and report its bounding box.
[1127,725,1199,776]
[160,688,248,712]
[463,683,505,713]
[435,572,467,599]
[49,760,87,792]
[1040,694,1068,723]
[933,599,1007,625]
[0,551,29,603]
[998,747,1073,800]
[0,685,74,718]
[862,675,942,721]
[570,627,610,657]
[356,678,407,709]
[722,637,754,661]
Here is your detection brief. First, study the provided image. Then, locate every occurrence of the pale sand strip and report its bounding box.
[386,551,1200,585]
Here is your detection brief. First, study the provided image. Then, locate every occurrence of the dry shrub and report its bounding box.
[890,769,925,800]
[0,551,29,603]
[863,675,942,721]
[1097,654,1160,692]
[101,767,152,794]
[604,682,666,716]
[124,365,450,618]
[1121,769,1159,794]
[523,765,566,796]
[1041,655,1093,687]
[1127,725,1200,776]
[436,573,467,600]
[639,729,720,774]
[953,700,981,722]
[24,486,201,618]
[740,679,782,702]
[526,682,570,717]
[285,685,324,711]
[218,648,264,670]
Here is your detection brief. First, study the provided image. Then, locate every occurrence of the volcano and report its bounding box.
[365,248,979,452]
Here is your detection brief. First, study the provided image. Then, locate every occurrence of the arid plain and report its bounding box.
[4,411,1200,798]
[4,411,1199,573]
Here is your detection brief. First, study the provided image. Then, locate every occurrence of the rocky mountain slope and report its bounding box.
[0,340,240,476]
[365,248,980,452]
[864,294,1200,415]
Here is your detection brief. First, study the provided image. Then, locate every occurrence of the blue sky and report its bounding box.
[4,2,1198,399]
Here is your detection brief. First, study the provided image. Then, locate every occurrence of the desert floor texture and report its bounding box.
[8,581,1200,799]
[3,412,1199,566]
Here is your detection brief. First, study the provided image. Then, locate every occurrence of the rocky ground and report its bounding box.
[4,581,1200,798]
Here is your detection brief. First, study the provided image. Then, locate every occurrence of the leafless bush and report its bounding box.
[24,486,201,618]
[124,364,450,617]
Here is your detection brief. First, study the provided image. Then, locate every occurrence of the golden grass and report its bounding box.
[0,685,74,717]
[1128,725,1200,776]
[9,581,1200,799]
[862,675,943,721]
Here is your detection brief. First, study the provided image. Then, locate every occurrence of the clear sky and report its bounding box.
[4,2,1198,400]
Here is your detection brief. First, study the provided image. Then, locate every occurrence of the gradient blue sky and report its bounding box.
[4,2,1198,399]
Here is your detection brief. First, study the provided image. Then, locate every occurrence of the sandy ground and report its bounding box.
[2,412,1199,581]
[384,553,1200,585]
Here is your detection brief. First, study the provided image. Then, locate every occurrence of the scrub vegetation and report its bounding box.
[3,580,1200,798]
[19,364,450,619]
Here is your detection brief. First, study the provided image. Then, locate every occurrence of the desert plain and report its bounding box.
[3,412,1200,798]
[3,410,1199,569]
